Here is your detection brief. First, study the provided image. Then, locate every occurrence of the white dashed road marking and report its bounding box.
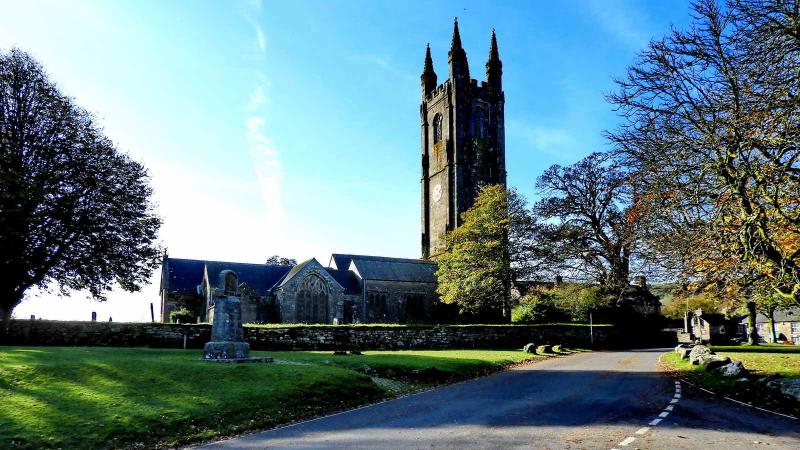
[612,380,681,449]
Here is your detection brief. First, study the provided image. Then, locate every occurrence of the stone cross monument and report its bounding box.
[202,270,254,361]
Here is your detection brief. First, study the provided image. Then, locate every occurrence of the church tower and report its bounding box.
[421,20,506,259]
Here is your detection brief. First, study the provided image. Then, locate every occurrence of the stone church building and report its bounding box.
[160,254,438,324]
[159,20,506,324]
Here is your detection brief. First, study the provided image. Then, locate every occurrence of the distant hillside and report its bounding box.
[649,283,679,305]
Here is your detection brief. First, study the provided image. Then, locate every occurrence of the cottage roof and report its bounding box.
[696,312,736,326]
[163,257,292,296]
[742,307,800,324]
[331,254,437,283]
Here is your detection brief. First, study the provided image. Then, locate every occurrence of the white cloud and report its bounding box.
[245,115,285,230]
[248,85,266,108]
[255,25,266,53]
[346,52,415,81]
[583,0,650,49]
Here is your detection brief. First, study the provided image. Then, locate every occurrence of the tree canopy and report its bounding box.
[435,184,533,321]
[607,0,800,305]
[530,152,645,290]
[0,49,161,323]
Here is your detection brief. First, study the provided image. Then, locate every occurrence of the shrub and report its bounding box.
[550,285,612,322]
[169,307,194,324]
[511,292,561,323]
[513,284,613,323]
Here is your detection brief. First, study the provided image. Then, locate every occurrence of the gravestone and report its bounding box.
[203,270,271,363]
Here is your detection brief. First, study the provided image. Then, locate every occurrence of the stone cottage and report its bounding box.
[740,307,800,345]
[688,309,742,344]
[159,254,439,324]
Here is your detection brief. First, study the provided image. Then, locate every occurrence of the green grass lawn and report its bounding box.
[0,346,569,449]
[711,344,800,378]
[663,344,800,380]
[662,345,800,415]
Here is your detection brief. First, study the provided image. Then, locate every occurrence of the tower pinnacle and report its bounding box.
[486,28,502,90]
[448,17,469,80]
[421,43,437,97]
[451,17,462,50]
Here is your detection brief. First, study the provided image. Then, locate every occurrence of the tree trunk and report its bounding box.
[747,300,759,346]
[0,289,24,335]
[768,308,776,343]
[0,304,11,336]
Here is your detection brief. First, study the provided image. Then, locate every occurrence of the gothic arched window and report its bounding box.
[433,114,443,144]
[296,274,329,323]
[473,108,485,139]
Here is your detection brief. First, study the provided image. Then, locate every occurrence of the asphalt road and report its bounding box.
[197,349,800,449]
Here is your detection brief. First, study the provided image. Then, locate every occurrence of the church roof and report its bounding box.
[330,254,438,283]
[275,258,316,289]
[325,268,361,294]
[163,257,292,296]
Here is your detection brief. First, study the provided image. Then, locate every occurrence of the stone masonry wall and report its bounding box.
[0,320,622,350]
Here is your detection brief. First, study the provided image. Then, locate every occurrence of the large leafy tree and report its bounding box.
[607,0,800,305]
[265,255,297,266]
[0,49,161,324]
[530,152,645,290]
[435,184,534,321]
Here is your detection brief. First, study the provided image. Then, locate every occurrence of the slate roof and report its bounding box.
[743,307,800,324]
[331,254,438,283]
[695,311,739,326]
[325,268,362,294]
[162,258,292,296]
[276,258,315,289]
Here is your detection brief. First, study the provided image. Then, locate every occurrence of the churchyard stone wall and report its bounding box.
[0,320,623,350]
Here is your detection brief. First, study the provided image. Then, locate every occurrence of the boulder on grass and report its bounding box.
[718,361,745,377]
[766,378,800,402]
[537,344,552,354]
[697,355,731,371]
[674,344,692,354]
[356,365,375,375]
[689,345,713,364]
[677,347,692,360]
[552,344,563,353]
[523,343,537,354]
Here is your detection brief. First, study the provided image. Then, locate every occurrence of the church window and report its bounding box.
[433,114,443,144]
[295,275,329,323]
[404,294,425,323]
[367,292,388,322]
[473,109,485,139]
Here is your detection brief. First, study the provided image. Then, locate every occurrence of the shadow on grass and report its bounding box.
[199,349,800,449]
[3,347,798,450]
[0,347,382,450]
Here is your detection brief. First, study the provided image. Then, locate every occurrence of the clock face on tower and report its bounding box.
[432,184,442,203]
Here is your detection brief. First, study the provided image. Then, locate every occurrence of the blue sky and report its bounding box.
[0,0,692,321]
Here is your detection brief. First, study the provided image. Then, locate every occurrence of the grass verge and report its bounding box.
[0,346,581,449]
[661,345,800,417]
